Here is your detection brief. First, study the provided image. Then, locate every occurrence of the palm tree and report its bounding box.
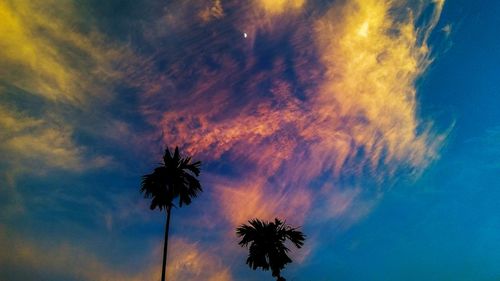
[236,218,306,281]
[141,146,202,281]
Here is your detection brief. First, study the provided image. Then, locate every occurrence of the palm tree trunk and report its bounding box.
[161,205,172,281]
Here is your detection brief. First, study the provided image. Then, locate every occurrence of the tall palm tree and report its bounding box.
[236,218,306,281]
[141,146,202,281]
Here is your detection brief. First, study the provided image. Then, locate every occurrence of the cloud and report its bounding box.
[0,106,111,179]
[0,226,232,281]
[199,0,225,22]
[215,175,312,227]
[255,0,306,15]
[314,0,445,177]
[0,0,123,178]
[0,0,136,240]
[0,0,132,179]
[146,0,447,233]
[166,238,233,281]
[0,0,125,104]
[0,0,450,278]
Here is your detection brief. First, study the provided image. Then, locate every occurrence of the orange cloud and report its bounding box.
[149,0,447,232]
[199,0,224,22]
[215,176,311,227]
[166,238,233,281]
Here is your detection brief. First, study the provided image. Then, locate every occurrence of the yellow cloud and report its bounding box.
[0,0,128,178]
[166,238,233,281]
[314,0,446,175]
[0,226,233,281]
[256,0,305,15]
[0,0,125,104]
[0,106,109,177]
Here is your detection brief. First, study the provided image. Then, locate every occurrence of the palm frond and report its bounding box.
[186,160,201,176]
[284,227,305,248]
[141,146,202,211]
[173,146,180,164]
[163,147,173,163]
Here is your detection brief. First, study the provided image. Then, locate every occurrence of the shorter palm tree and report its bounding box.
[236,218,306,281]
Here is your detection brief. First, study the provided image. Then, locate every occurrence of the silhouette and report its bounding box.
[141,146,202,281]
[236,218,306,281]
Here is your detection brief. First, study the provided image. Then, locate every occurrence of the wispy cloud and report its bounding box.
[0,0,450,278]
[0,225,232,281]
[254,0,306,15]
[0,1,125,104]
[147,0,448,230]
[0,0,130,179]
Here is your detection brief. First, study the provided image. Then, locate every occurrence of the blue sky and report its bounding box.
[1,0,499,280]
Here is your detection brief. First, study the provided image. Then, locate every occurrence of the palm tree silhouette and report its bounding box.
[236,218,306,281]
[141,146,202,281]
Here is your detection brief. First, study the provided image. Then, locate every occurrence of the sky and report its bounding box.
[0,0,499,280]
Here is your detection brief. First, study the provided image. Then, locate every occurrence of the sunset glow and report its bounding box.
[1,0,499,280]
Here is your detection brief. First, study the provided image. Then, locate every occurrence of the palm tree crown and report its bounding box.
[236,218,306,281]
[141,146,202,210]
